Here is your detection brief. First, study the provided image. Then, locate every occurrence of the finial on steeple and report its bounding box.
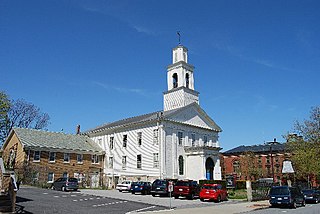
[177,31,181,45]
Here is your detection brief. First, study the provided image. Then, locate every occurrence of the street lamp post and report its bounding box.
[268,138,278,183]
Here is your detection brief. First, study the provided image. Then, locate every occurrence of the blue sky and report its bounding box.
[1,0,319,151]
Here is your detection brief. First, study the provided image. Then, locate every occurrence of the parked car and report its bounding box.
[151,179,176,197]
[269,186,305,208]
[51,177,78,191]
[302,189,320,203]
[130,182,152,195]
[173,180,200,199]
[116,180,132,192]
[199,184,228,202]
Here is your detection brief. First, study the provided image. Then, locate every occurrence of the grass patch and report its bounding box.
[227,188,247,200]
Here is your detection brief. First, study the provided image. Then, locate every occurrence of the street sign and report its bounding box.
[168,181,173,192]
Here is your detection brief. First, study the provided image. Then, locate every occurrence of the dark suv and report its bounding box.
[269,186,305,208]
[173,180,199,199]
[51,177,78,191]
[151,179,176,197]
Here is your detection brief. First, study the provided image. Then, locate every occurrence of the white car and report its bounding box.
[116,181,132,192]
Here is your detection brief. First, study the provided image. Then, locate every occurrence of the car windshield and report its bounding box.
[270,187,289,195]
[68,178,78,182]
[203,185,217,190]
[175,181,190,186]
[302,190,315,194]
[154,180,166,187]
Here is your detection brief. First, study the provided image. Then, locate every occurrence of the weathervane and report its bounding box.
[177,31,181,44]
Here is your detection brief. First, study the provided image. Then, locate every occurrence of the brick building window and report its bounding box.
[48,172,54,183]
[63,153,70,163]
[33,151,40,162]
[91,154,99,164]
[49,152,55,162]
[77,154,83,164]
[233,160,240,173]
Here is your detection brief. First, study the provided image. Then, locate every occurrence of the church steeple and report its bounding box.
[163,44,199,111]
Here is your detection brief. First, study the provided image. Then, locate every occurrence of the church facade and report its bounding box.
[86,44,222,188]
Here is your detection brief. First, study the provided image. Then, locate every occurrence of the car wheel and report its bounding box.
[119,190,122,192]
[51,185,55,190]
[152,194,155,197]
[131,191,135,194]
[174,195,179,199]
[302,200,306,207]
[188,193,194,200]
[291,201,297,209]
[200,198,204,202]
[61,186,66,192]
[216,195,221,203]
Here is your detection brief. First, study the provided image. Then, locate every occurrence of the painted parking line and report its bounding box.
[126,206,156,214]
[92,201,128,208]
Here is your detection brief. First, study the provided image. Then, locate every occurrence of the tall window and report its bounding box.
[48,172,54,183]
[33,151,40,162]
[77,154,83,164]
[178,132,183,146]
[233,160,240,173]
[122,156,127,169]
[153,153,159,168]
[185,73,189,88]
[137,132,142,146]
[63,172,68,178]
[49,152,55,162]
[191,134,195,147]
[123,134,127,148]
[108,157,113,169]
[153,129,158,145]
[178,156,184,175]
[91,154,99,164]
[203,136,208,146]
[137,154,142,169]
[63,153,70,163]
[172,73,178,88]
[109,136,114,150]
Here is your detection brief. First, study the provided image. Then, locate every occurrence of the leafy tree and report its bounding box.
[240,151,263,180]
[0,94,50,145]
[286,106,320,187]
[0,91,11,144]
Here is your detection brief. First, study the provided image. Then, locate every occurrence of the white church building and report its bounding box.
[86,44,222,188]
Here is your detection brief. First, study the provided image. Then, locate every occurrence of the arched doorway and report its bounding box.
[205,157,214,180]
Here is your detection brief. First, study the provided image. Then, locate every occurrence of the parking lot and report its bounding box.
[80,189,233,209]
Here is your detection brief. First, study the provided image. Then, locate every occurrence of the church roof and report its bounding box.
[86,102,222,134]
[4,127,104,154]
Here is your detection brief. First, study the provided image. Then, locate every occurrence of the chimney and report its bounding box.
[76,125,80,135]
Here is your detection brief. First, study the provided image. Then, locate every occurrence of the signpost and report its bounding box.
[168,181,173,209]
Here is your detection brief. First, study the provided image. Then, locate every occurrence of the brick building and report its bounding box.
[1,127,105,188]
[222,142,289,182]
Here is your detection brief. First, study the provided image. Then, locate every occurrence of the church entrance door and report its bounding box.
[205,157,214,180]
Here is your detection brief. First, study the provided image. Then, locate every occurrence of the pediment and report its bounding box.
[164,103,221,131]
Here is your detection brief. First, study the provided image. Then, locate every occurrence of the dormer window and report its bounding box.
[173,73,178,88]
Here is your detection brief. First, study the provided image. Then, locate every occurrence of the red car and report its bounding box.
[199,184,228,202]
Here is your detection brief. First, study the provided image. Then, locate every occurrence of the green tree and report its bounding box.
[286,106,320,187]
[0,91,11,144]
[0,93,50,145]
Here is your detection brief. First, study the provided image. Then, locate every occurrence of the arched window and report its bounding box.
[185,73,189,88]
[172,73,178,88]
[178,156,184,175]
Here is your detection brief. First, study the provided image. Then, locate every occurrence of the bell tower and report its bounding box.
[163,44,199,111]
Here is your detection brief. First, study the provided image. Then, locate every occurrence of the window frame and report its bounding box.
[47,172,54,183]
[109,136,114,150]
[48,152,55,163]
[123,134,127,148]
[137,132,142,146]
[33,151,41,162]
[137,154,142,169]
[91,154,99,164]
[63,153,70,163]
[108,157,113,169]
[153,153,159,168]
[153,129,158,145]
[178,131,183,146]
[77,154,83,164]
[122,156,127,169]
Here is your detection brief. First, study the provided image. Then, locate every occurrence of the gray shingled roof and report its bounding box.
[223,143,286,155]
[86,103,222,134]
[12,127,104,154]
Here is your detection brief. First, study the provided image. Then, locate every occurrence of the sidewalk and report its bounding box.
[142,200,270,214]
